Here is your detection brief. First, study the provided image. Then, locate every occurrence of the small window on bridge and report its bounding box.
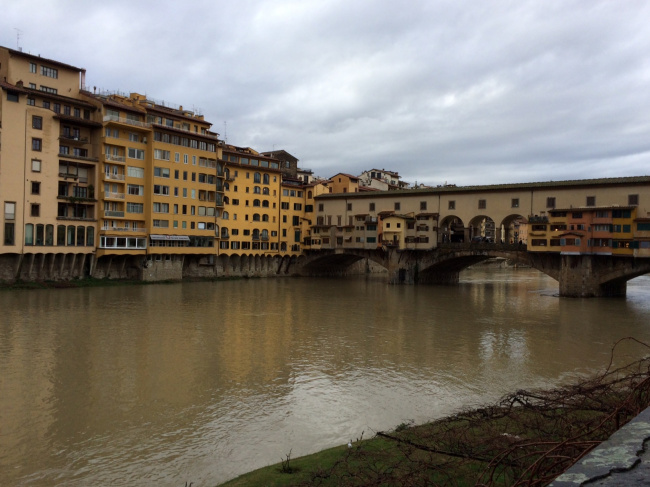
[448,201,455,210]
[511,198,519,208]
[546,197,556,208]
[586,196,596,207]
[478,199,486,209]
[629,194,639,206]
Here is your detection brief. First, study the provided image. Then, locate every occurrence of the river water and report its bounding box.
[1,269,650,486]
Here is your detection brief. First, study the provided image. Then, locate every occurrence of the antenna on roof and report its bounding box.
[223,121,228,144]
[14,28,22,51]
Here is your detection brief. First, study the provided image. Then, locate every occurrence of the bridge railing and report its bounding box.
[438,242,524,251]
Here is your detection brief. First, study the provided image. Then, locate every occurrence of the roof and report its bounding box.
[0,80,96,108]
[316,176,650,199]
[5,47,84,72]
[331,172,360,181]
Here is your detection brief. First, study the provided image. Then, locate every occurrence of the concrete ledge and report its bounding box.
[550,407,650,486]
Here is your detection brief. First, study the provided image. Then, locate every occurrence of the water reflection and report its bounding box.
[1,269,649,485]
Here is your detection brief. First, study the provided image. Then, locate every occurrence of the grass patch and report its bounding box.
[219,342,650,486]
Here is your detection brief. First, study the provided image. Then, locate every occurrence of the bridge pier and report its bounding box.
[558,255,627,297]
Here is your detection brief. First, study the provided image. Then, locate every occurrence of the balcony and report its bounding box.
[104,210,125,218]
[104,191,125,200]
[58,152,99,163]
[104,154,126,163]
[59,134,89,144]
[101,226,147,233]
[104,115,151,130]
[104,173,125,181]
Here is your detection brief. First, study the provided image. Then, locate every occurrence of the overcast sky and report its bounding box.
[3,0,650,186]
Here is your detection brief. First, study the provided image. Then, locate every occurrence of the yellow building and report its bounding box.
[79,92,223,279]
[221,145,283,255]
[0,47,99,280]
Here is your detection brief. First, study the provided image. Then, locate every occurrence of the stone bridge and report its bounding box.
[293,243,650,297]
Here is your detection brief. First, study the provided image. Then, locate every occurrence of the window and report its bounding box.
[420,201,427,211]
[448,201,455,210]
[546,197,556,208]
[41,65,58,78]
[127,166,144,178]
[294,203,302,211]
[27,97,35,106]
[30,62,37,73]
[7,91,19,102]
[31,181,40,195]
[40,86,57,94]
[127,184,144,195]
[31,159,41,172]
[318,203,324,211]
[32,138,42,151]
[32,116,43,130]
[394,202,400,211]
[153,202,169,213]
[154,167,170,178]
[128,148,145,160]
[478,199,486,209]
[629,194,639,206]
[254,172,261,183]
[154,149,170,160]
[586,196,596,207]
[127,203,144,213]
[31,203,40,217]
[511,198,519,208]
[153,185,170,195]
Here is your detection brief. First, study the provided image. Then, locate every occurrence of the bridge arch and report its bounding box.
[499,214,527,244]
[296,249,389,276]
[439,215,466,243]
[468,215,496,241]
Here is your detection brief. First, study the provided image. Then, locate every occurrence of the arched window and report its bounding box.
[57,225,66,245]
[224,196,230,204]
[222,211,229,220]
[221,227,229,238]
[224,168,230,179]
[262,200,269,208]
[67,225,75,245]
[281,242,287,251]
[253,213,261,221]
[262,214,269,222]
[24,224,34,245]
[86,226,94,246]
[77,226,85,246]
[35,224,44,246]
[263,174,269,184]
[253,186,261,194]
[252,229,260,239]
[45,224,54,245]
[253,199,261,207]
[224,182,230,191]
[261,229,269,239]
[262,187,269,195]
[254,172,261,183]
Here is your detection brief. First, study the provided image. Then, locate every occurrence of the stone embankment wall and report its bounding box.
[0,253,384,283]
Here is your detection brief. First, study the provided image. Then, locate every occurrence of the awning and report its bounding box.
[149,234,191,241]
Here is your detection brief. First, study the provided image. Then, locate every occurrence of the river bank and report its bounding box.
[220,350,650,486]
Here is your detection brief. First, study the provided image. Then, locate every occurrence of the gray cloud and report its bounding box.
[3,0,650,186]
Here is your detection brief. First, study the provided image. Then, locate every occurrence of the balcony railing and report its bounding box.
[60,134,89,143]
[104,192,125,200]
[104,210,125,218]
[104,154,126,163]
[104,173,125,181]
[104,115,151,129]
[101,226,146,233]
